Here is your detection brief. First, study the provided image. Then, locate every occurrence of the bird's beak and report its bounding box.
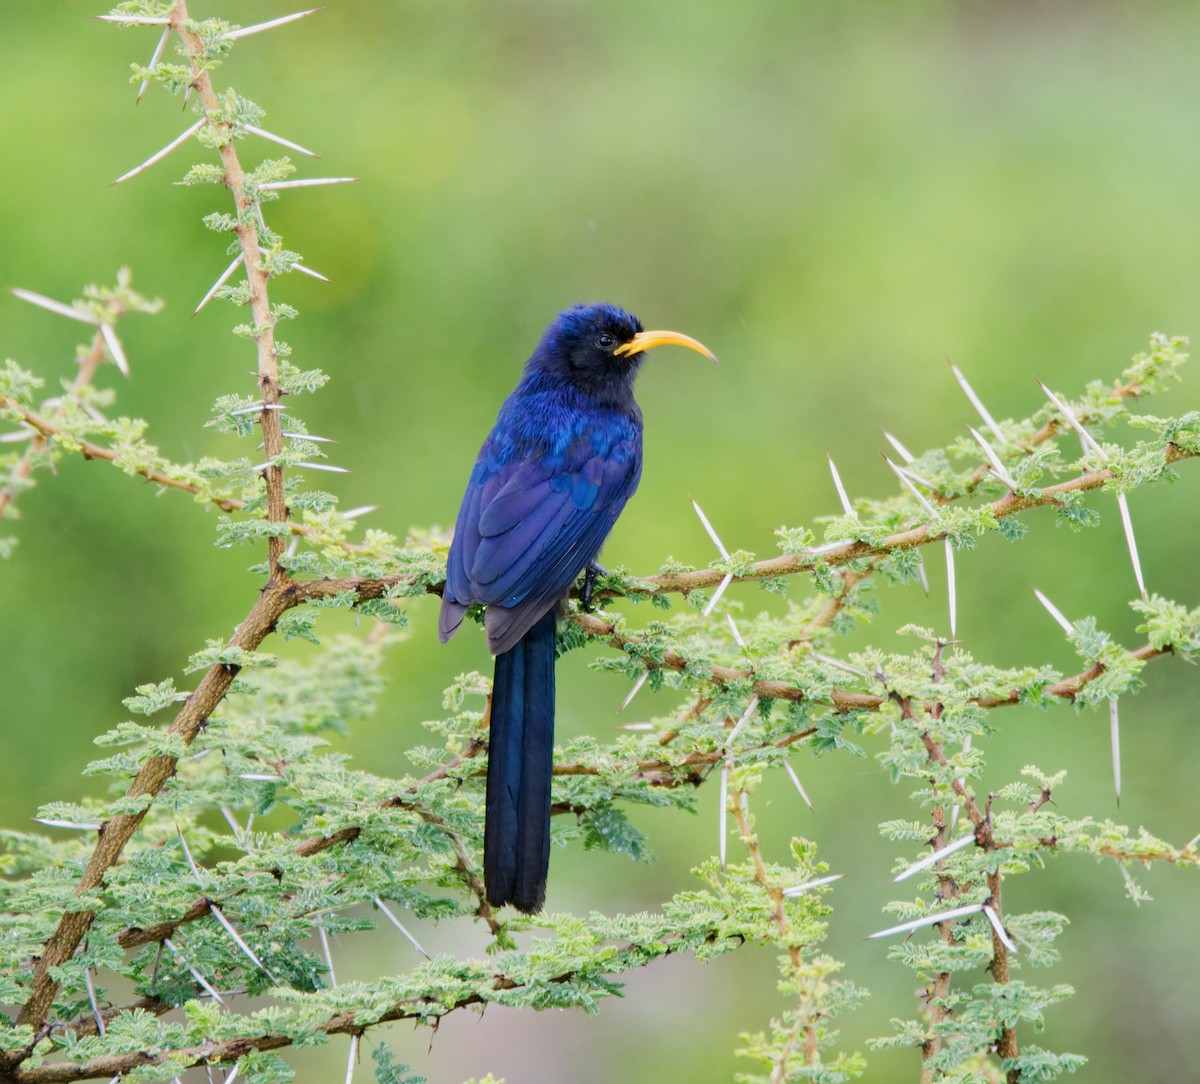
[615,329,719,364]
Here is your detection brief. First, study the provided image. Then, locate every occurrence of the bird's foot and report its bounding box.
[581,561,607,612]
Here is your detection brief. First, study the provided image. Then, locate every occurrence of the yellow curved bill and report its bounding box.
[615,328,718,364]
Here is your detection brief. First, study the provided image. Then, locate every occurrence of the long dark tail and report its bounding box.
[484,611,556,913]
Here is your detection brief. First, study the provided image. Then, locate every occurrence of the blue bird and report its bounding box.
[440,302,716,912]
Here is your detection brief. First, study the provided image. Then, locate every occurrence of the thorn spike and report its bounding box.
[892,829,975,883]
[194,254,245,316]
[827,453,854,515]
[781,873,843,897]
[883,454,938,515]
[137,27,171,102]
[702,572,733,616]
[10,288,99,325]
[99,325,130,377]
[372,896,430,959]
[318,924,337,986]
[945,537,957,640]
[1110,698,1121,804]
[866,902,984,940]
[1116,492,1148,600]
[882,429,915,463]
[260,176,359,190]
[983,904,1018,953]
[112,119,205,184]
[950,360,1007,445]
[718,762,729,869]
[782,758,814,812]
[690,498,731,560]
[1031,586,1074,636]
[243,124,319,158]
[221,8,322,40]
[1036,379,1108,460]
[617,669,650,713]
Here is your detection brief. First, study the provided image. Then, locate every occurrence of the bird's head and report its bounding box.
[531,302,716,405]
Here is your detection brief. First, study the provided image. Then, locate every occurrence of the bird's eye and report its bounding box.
[596,333,616,349]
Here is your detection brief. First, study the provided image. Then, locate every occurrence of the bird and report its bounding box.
[439,302,716,913]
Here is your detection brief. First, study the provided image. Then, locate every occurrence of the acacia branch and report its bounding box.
[0,330,108,521]
[174,0,289,577]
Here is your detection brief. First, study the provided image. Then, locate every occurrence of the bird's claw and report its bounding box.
[581,561,607,612]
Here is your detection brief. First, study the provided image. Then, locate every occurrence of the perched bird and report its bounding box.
[440,302,716,912]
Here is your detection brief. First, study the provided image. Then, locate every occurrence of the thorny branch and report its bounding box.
[11,0,296,1040]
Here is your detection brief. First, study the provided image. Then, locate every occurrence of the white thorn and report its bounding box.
[726,612,746,648]
[866,902,984,940]
[83,967,106,1035]
[827,454,853,515]
[1110,698,1121,805]
[781,758,814,812]
[293,462,351,473]
[224,1064,240,1084]
[1031,587,1074,636]
[726,697,760,749]
[243,124,319,158]
[1116,492,1147,601]
[341,504,380,519]
[945,537,957,640]
[950,360,1007,446]
[617,722,654,731]
[219,806,241,836]
[806,541,847,555]
[617,669,650,712]
[781,873,843,897]
[260,176,359,190]
[137,27,171,102]
[702,572,733,617]
[97,14,171,23]
[281,431,335,443]
[951,736,970,832]
[210,903,279,983]
[810,650,870,679]
[99,324,130,378]
[176,827,203,884]
[194,254,244,315]
[113,119,205,184]
[916,559,929,596]
[882,430,915,463]
[372,897,430,959]
[0,428,36,444]
[221,8,322,40]
[228,403,287,416]
[982,904,1018,953]
[1036,379,1108,460]
[966,425,1017,488]
[292,262,332,283]
[163,938,226,1006]
[318,923,337,986]
[344,1032,358,1084]
[884,455,938,516]
[718,761,729,871]
[10,288,100,325]
[892,830,975,883]
[895,462,940,490]
[690,497,730,559]
[34,818,102,831]
[238,772,283,781]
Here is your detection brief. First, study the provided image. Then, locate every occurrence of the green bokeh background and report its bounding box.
[3,2,1199,1081]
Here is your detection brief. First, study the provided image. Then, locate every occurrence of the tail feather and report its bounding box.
[484,611,556,912]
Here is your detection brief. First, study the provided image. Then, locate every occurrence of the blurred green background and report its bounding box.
[3,1,1200,1080]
